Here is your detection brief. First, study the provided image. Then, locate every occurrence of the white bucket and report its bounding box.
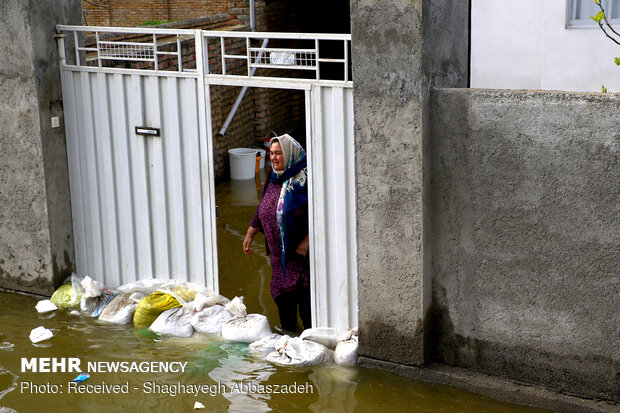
[228,148,261,180]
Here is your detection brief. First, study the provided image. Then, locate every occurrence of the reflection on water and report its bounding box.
[0,178,552,412]
[230,178,261,207]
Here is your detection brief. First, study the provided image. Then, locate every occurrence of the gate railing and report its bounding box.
[56,25,351,84]
[201,31,351,83]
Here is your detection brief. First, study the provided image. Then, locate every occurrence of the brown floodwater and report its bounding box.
[0,177,552,413]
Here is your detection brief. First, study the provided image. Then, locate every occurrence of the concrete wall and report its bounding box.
[0,0,80,295]
[471,0,620,92]
[351,0,468,366]
[430,88,620,402]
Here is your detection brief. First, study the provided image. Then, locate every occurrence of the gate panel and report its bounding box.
[62,70,217,290]
[309,86,358,331]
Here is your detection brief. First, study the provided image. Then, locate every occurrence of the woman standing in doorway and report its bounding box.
[243,134,311,333]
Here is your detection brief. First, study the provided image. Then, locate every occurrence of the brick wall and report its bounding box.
[82,0,229,27]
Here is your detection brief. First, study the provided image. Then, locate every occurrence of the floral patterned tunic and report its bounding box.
[250,180,310,299]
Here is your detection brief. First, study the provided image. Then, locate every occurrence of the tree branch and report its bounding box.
[598,21,620,45]
[596,1,620,39]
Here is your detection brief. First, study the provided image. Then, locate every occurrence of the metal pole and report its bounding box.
[217,38,269,136]
[56,33,67,66]
[250,0,256,32]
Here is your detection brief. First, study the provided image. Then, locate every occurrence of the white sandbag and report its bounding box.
[224,296,247,318]
[81,291,116,318]
[190,305,234,335]
[80,276,105,316]
[149,307,194,338]
[248,333,282,354]
[221,314,272,343]
[185,292,230,312]
[98,292,145,324]
[265,335,333,366]
[81,275,103,297]
[29,326,54,344]
[35,300,57,313]
[93,292,116,318]
[334,328,359,366]
[299,327,339,349]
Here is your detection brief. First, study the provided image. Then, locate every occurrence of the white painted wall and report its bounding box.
[472,0,620,92]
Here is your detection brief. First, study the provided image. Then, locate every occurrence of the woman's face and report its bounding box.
[270,142,285,172]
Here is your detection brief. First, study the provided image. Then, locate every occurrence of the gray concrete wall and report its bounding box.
[0,0,80,295]
[430,88,620,402]
[351,0,468,366]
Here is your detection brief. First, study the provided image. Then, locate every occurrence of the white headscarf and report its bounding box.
[270,134,305,177]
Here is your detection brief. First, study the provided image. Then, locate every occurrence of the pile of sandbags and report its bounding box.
[42,275,359,368]
[45,276,275,343]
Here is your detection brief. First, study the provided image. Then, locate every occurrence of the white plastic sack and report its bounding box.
[334,328,359,366]
[190,305,234,335]
[248,333,282,354]
[80,276,105,316]
[224,296,247,318]
[221,314,272,343]
[266,335,334,366]
[185,292,230,312]
[149,307,194,338]
[81,275,103,297]
[270,51,295,65]
[299,327,339,349]
[35,300,57,313]
[98,292,145,324]
[29,326,54,344]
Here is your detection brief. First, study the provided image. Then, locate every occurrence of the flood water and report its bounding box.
[0,176,551,412]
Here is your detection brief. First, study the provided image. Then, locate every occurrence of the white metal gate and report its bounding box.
[56,26,356,331]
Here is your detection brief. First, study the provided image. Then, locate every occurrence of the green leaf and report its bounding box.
[601,84,608,93]
[595,0,600,5]
[591,11,605,23]
[615,57,620,66]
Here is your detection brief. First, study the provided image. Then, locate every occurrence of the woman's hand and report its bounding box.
[243,226,259,255]
[296,234,310,257]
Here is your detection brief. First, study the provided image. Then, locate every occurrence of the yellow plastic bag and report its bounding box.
[50,283,83,307]
[133,292,181,329]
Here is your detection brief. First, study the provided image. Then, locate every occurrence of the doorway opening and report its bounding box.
[213,85,308,332]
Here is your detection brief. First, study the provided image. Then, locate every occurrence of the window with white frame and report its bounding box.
[567,0,620,28]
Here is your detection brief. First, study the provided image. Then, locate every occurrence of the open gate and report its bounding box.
[56,26,356,331]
